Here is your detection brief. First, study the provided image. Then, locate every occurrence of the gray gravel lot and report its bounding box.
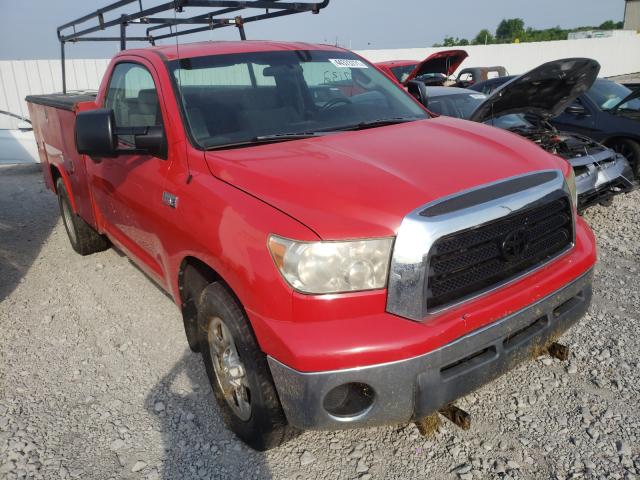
[0,164,639,480]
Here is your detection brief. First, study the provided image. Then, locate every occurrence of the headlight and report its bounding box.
[268,235,393,294]
[566,168,578,207]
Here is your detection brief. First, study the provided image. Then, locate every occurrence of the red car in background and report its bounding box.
[376,49,468,86]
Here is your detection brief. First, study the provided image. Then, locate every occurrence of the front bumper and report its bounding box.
[268,268,593,430]
[575,155,635,212]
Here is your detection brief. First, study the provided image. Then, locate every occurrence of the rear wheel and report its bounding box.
[610,138,640,178]
[197,283,294,450]
[56,178,109,255]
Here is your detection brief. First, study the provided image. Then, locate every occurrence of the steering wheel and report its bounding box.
[320,97,352,112]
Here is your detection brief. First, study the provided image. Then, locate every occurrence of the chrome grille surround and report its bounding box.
[386,170,575,321]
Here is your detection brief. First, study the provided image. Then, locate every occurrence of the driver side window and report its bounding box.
[105,63,162,144]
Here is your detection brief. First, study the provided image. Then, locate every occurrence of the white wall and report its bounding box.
[0,59,110,119]
[1,34,639,121]
[356,35,640,79]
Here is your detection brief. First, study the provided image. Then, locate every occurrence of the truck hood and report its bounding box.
[469,58,600,123]
[204,117,567,239]
[404,50,468,84]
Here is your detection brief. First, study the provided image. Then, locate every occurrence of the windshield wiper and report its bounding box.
[325,117,419,132]
[205,132,328,151]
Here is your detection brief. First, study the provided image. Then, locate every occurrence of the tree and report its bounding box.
[472,29,495,45]
[598,20,623,30]
[441,36,469,47]
[496,18,525,42]
[432,18,623,48]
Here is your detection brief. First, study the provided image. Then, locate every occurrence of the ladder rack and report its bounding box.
[57,0,329,92]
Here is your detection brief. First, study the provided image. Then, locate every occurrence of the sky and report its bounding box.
[0,0,626,60]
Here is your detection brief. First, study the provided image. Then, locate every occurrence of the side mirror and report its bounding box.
[407,80,428,107]
[76,109,117,157]
[75,108,167,159]
[565,103,587,116]
[133,125,167,159]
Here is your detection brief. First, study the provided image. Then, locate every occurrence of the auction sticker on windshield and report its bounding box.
[329,59,368,69]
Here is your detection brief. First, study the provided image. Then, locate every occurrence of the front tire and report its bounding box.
[197,283,294,450]
[56,178,109,256]
[610,138,640,178]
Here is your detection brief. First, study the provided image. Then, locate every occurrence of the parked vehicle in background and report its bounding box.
[376,51,508,90]
[26,1,597,452]
[0,111,39,164]
[376,50,468,86]
[471,76,640,177]
[418,59,635,212]
[455,66,508,87]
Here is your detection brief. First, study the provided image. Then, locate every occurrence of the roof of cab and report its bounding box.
[117,40,347,61]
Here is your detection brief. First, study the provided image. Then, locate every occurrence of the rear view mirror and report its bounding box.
[407,80,428,107]
[75,108,167,159]
[566,103,587,116]
[76,109,117,157]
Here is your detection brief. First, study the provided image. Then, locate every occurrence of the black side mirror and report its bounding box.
[75,108,167,159]
[133,125,167,158]
[565,103,587,116]
[407,80,428,107]
[76,109,117,157]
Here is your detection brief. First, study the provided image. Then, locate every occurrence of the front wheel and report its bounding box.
[197,283,294,450]
[610,138,640,179]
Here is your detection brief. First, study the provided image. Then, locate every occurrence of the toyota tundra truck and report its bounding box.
[26,40,596,450]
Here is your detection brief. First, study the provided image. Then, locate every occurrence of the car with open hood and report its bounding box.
[472,76,640,178]
[376,49,468,86]
[552,79,640,176]
[417,58,635,212]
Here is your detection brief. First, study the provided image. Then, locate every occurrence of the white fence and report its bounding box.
[1,35,639,163]
[1,35,640,121]
[0,59,110,120]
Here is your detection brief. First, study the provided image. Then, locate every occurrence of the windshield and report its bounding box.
[389,64,418,83]
[586,79,640,111]
[427,92,488,119]
[169,51,427,149]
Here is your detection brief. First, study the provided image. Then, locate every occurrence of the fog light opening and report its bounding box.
[323,382,375,419]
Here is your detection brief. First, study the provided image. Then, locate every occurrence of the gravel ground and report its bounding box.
[0,164,639,480]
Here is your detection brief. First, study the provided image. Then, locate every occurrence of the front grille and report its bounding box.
[427,196,573,310]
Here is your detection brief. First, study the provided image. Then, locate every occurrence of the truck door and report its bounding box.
[87,60,171,284]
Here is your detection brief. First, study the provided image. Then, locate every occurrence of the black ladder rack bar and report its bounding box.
[56,0,329,93]
[150,9,302,41]
[144,1,280,33]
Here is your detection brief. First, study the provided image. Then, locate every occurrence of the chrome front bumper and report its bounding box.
[268,268,593,430]
[574,154,635,211]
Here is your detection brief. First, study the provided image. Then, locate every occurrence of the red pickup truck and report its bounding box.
[27,40,596,450]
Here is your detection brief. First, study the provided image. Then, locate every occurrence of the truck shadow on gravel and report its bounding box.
[0,164,58,303]
[146,351,273,480]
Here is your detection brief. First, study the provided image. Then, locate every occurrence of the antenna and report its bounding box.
[56,0,330,93]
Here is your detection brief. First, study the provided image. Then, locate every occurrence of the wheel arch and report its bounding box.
[177,255,249,352]
[50,164,79,213]
[601,134,640,147]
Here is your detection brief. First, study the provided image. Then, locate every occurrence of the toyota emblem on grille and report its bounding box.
[501,228,530,261]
